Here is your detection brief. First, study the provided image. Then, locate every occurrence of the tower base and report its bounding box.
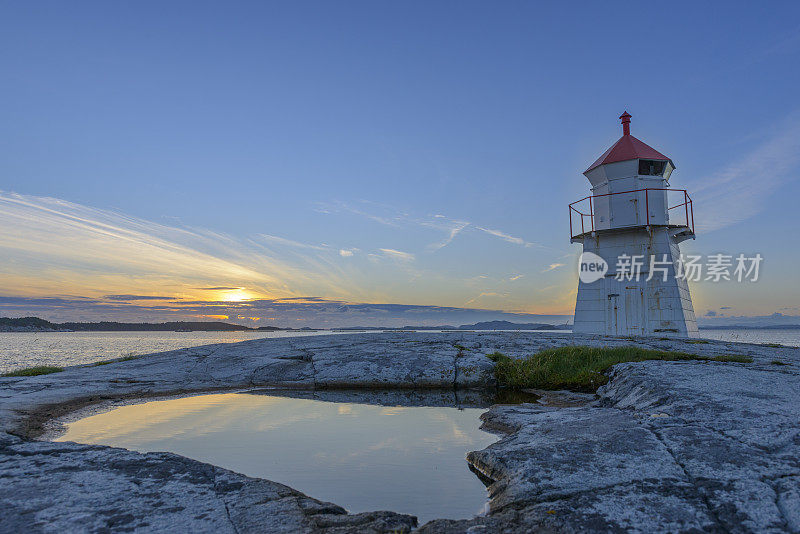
[573,226,698,338]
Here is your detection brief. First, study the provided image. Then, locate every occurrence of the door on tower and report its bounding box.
[609,190,642,227]
[605,279,646,335]
[623,283,645,335]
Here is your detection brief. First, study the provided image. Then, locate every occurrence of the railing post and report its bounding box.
[645,189,649,226]
[589,196,594,231]
[569,206,572,238]
[684,191,689,227]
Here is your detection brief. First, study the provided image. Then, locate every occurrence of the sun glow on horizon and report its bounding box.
[219,288,254,302]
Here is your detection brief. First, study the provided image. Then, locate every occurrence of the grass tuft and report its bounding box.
[92,353,141,366]
[771,360,788,366]
[2,365,63,377]
[686,340,710,344]
[486,351,506,362]
[487,346,752,392]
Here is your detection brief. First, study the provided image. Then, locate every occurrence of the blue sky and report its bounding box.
[1,1,799,326]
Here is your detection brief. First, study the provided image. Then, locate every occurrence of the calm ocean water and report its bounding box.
[0,330,348,374]
[1,328,798,374]
[697,328,800,347]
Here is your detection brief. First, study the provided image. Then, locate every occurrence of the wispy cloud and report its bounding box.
[317,200,545,251]
[542,263,565,273]
[473,225,538,248]
[427,216,470,251]
[104,294,174,301]
[378,248,415,262]
[197,286,242,291]
[314,199,404,227]
[465,292,508,305]
[0,192,358,301]
[690,112,800,233]
[257,234,328,251]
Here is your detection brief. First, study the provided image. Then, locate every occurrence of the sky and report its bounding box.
[1,1,799,327]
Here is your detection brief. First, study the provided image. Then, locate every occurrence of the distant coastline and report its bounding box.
[0,317,284,333]
[0,317,571,333]
[5,316,798,333]
[331,320,572,332]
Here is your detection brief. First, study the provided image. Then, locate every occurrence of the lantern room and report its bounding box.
[569,112,693,238]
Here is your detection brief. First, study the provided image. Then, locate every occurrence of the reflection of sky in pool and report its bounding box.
[56,392,498,524]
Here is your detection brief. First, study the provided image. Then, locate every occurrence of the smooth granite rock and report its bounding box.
[1,332,798,532]
[0,432,416,533]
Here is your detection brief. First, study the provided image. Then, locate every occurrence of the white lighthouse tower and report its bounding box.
[570,112,698,337]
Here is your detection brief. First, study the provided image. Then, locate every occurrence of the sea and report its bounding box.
[1,328,798,375]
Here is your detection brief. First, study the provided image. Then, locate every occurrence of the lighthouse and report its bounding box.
[570,113,698,337]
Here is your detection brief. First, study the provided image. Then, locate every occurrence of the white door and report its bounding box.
[622,284,645,335]
[605,279,645,336]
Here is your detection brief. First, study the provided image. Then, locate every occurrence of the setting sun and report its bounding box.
[219,289,252,302]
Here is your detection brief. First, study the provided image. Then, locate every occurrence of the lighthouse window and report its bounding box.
[639,160,666,176]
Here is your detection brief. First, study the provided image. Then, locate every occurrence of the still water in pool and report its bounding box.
[56,391,499,524]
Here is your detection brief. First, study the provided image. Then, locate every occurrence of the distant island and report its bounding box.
[0,317,283,333]
[0,316,571,333]
[5,316,797,333]
[332,320,571,331]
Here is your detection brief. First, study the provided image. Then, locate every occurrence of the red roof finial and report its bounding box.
[620,111,632,136]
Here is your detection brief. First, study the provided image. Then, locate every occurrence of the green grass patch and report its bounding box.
[762,343,786,348]
[771,360,788,366]
[685,340,710,344]
[486,351,507,362]
[487,346,753,392]
[92,353,141,366]
[2,365,63,377]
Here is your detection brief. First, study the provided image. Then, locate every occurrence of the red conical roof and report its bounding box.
[584,112,673,174]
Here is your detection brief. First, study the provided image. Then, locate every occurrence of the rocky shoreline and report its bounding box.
[1,332,798,532]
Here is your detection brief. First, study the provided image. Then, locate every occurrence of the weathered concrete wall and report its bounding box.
[1,332,798,532]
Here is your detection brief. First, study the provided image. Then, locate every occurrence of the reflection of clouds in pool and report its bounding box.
[421,422,474,451]
[59,394,240,443]
[313,437,407,464]
[57,392,497,524]
[61,394,329,444]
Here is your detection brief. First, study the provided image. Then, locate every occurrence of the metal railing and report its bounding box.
[569,188,694,239]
